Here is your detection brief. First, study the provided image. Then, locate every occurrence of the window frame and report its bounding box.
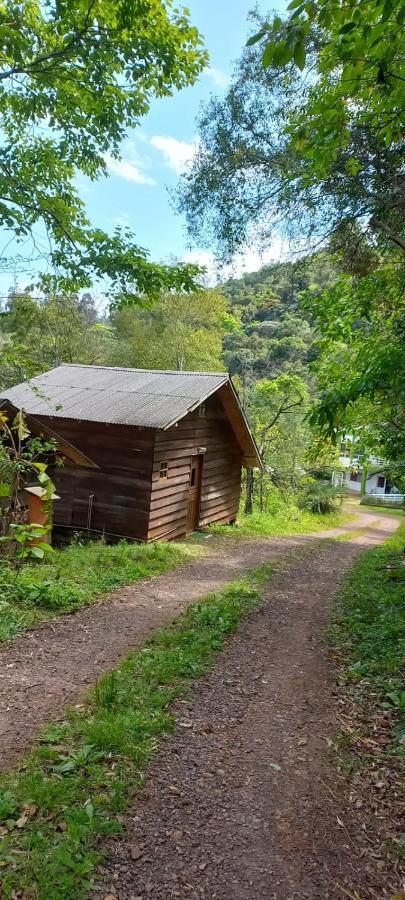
[159,461,168,480]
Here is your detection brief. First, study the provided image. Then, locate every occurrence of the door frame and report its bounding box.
[186,452,204,534]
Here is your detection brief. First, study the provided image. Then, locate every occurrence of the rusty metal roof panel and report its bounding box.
[1,365,229,429]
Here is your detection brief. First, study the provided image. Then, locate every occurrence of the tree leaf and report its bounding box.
[262,42,275,68]
[293,41,306,69]
[246,29,267,46]
[29,546,45,559]
[12,411,30,441]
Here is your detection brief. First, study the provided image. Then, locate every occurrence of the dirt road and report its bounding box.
[0,509,396,776]
[92,510,400,900]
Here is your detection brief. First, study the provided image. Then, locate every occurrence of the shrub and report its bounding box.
[299,482,343,515]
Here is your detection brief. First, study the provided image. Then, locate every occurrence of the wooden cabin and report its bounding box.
[1,365,260,542]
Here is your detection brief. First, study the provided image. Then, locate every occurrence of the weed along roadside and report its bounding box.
[328,521,405,877]
[0,540,202,644]
[0,513,401,899]
[0,567,273,900]
[0,505,351,646]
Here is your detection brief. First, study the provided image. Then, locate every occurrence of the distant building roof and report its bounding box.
[1,365,261,466]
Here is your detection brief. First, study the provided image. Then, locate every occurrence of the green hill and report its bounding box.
[221,252,337,383]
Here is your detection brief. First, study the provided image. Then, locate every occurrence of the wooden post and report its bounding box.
[25,486,59,545]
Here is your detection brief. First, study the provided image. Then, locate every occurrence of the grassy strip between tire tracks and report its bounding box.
[0,564,274,900]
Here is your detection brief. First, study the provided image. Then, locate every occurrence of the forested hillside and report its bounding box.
[0,250,337,389]
[222,252,337,385]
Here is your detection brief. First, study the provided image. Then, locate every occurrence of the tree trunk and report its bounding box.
[259,468,264,512]
[244,467,254,515]
[370,218,405,253]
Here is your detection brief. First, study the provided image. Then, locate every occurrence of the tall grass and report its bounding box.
[333,521,405,747]
[0,539,201,642]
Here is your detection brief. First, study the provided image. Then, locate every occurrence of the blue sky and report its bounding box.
[82,0,287,284]
[2,1,287,297]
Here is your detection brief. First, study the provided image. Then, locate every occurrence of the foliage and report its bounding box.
[242,373,309,511]
[109,290,234,371]
[247,374,308,456]
[0,0,206,297]
[0,409,57,545]
[223,262,316,377]
[208,488,350,537]
[219,254,349,509]
[0,568,271,899]
[299,481,343,515]
[252,0,405,198]
[0,293,114,387]
[0,538,202,643]
[0,523,52,561]
[333,522,405,748]
[178,6,404,259]
[303,261,405,462]
[177,6,404,462]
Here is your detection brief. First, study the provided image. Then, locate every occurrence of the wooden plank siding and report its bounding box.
[147,394,242,541]
[35,417,155,541]
[33,391,243,543]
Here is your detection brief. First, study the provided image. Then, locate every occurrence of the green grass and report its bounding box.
[0,540,203,643]
[0,566,272,900]
[359,503,404,517]
[207,506,352,539]
[333,520,405,748]
[0,501,350,645]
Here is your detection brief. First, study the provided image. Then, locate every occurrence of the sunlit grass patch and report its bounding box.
[0,539,203,643]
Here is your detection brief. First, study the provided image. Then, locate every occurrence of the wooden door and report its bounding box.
[186,455,203,533]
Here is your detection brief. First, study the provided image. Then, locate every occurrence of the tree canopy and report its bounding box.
[178,7,404,258]
[177,4,405,468]
[0,0,207,297]
[303,260,405,462]
[109,290,235,372]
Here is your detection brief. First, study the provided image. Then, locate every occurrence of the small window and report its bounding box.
[198,402,206,418]
[377,475,385,488]
[350,470,360,482]
[159,461,168,479]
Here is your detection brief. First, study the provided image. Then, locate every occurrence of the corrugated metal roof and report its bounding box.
[1,365,229,429]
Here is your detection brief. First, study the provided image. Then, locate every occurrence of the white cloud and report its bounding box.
[112,212,132,228]
[150,135,196,175]
[205,66,230,90]
[105,153,156,186]
[183,238,288,286]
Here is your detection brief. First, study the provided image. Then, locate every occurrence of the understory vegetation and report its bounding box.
[0,567,271,900]
[208,492,348,538]
[0,540,201,643]
[0,493,348,644]
[334,522,405,749]
[330,523,405,864]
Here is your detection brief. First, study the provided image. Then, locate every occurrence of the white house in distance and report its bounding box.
[332,438,403,502]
